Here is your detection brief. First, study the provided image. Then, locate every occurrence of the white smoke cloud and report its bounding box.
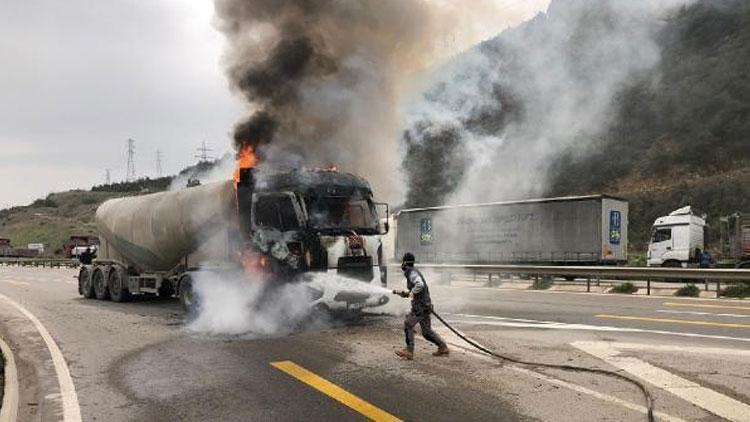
[402,0,696,206]
[187,270,395,337]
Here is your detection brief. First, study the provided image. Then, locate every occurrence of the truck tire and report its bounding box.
[79,266,95,298]
[662,260,682,268]
[179,275,200,319]
[108,266,132,302]
[158,281,175,299]
[92,267,111,300]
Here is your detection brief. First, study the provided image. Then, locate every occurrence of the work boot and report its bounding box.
[395,348,414,360]
[432,345,450,357]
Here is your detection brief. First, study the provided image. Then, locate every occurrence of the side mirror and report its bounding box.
[374,202,390,235]
[378,219,390,235]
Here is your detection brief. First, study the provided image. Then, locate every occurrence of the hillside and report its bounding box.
[0,190,129,256]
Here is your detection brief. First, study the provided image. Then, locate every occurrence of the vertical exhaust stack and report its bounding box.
[234,145,258,237]
[236,167,256,236]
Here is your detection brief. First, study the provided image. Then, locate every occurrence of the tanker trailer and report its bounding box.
[78,168,391,315]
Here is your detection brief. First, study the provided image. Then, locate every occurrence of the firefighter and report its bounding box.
[79,247,95,265]
[394,252,449,360]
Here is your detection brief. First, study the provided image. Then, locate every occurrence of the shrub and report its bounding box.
[720,282,750,298]
[610,282,638,294]
[629,254,647,267]
[675,284,700,297]
[31,198,58,208]
[531,276,553,290]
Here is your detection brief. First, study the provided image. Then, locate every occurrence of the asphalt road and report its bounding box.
[0,266,748,422]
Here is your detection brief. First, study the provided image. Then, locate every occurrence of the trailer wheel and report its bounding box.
[92,267,110,300]
[79,266,95,298]
[179,275,200,319]
[108,266,132,303]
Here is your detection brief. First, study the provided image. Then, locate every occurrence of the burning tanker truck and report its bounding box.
[78,162,391,316]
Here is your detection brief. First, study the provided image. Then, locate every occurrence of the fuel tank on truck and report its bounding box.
[95,180,236,272]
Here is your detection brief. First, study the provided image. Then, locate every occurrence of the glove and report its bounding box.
[392,289,410,298]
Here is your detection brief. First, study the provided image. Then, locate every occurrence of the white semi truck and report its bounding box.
[647,206,706,267]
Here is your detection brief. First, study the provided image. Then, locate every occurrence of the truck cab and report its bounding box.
[647,206,706,267]
[237,168,390,287]
[720,213,750,268]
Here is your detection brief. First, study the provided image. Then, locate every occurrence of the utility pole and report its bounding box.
[105,168,111,185]
[195,141,214,163]
[126,138,136,182]
[156,149,164,178]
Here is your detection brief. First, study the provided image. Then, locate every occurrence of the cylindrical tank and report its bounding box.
[96,180,236,272]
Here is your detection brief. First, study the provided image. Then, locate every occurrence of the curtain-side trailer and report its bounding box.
[395,195,628,265]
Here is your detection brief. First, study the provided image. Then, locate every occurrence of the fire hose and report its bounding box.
[421,302,656,422]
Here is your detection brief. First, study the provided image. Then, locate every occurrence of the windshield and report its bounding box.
[651,227,672,243]
[306,196,378,233]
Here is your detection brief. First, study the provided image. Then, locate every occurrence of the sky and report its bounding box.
[0,0,549,209]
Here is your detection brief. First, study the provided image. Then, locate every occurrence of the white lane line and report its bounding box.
[657,309,750,319]
[440,285,750,304]
[428,329,684,422]
[445,313,750,343]
[598,342,750,356]
[0,335,19,422]
[0,293,82,422]
[572,341,750,422]
[509,366,685,422]
[0,280,30,287]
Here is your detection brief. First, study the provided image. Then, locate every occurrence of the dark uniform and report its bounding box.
[79,248,96,265]
[403,267,447,353]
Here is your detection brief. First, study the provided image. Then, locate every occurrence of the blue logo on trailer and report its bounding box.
[609,210,621,245]
[420,218,433,245]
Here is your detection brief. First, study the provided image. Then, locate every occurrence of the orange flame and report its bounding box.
[233,145,257,185]
[238,249,271,279]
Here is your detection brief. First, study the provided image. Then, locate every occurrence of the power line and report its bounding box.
[126,139,136,182]
[105,168,111,185]
[156,149,164,178]
[195,141,214,163]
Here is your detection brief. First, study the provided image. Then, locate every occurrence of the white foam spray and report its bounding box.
[187,270,396,337]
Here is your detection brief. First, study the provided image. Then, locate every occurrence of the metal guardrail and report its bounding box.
[0,257,79,268]
[390,263,750,298]
[412,264,750,282]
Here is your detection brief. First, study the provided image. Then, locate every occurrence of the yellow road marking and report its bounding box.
[663,302,750,312]
[271,361,401,422]
[596,314,750,329]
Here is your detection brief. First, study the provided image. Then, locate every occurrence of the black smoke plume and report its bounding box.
[214,0,438,201]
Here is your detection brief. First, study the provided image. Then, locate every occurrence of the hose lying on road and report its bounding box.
[430,310,655,422]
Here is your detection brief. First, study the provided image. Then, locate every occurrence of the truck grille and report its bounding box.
[337,256,373,281]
